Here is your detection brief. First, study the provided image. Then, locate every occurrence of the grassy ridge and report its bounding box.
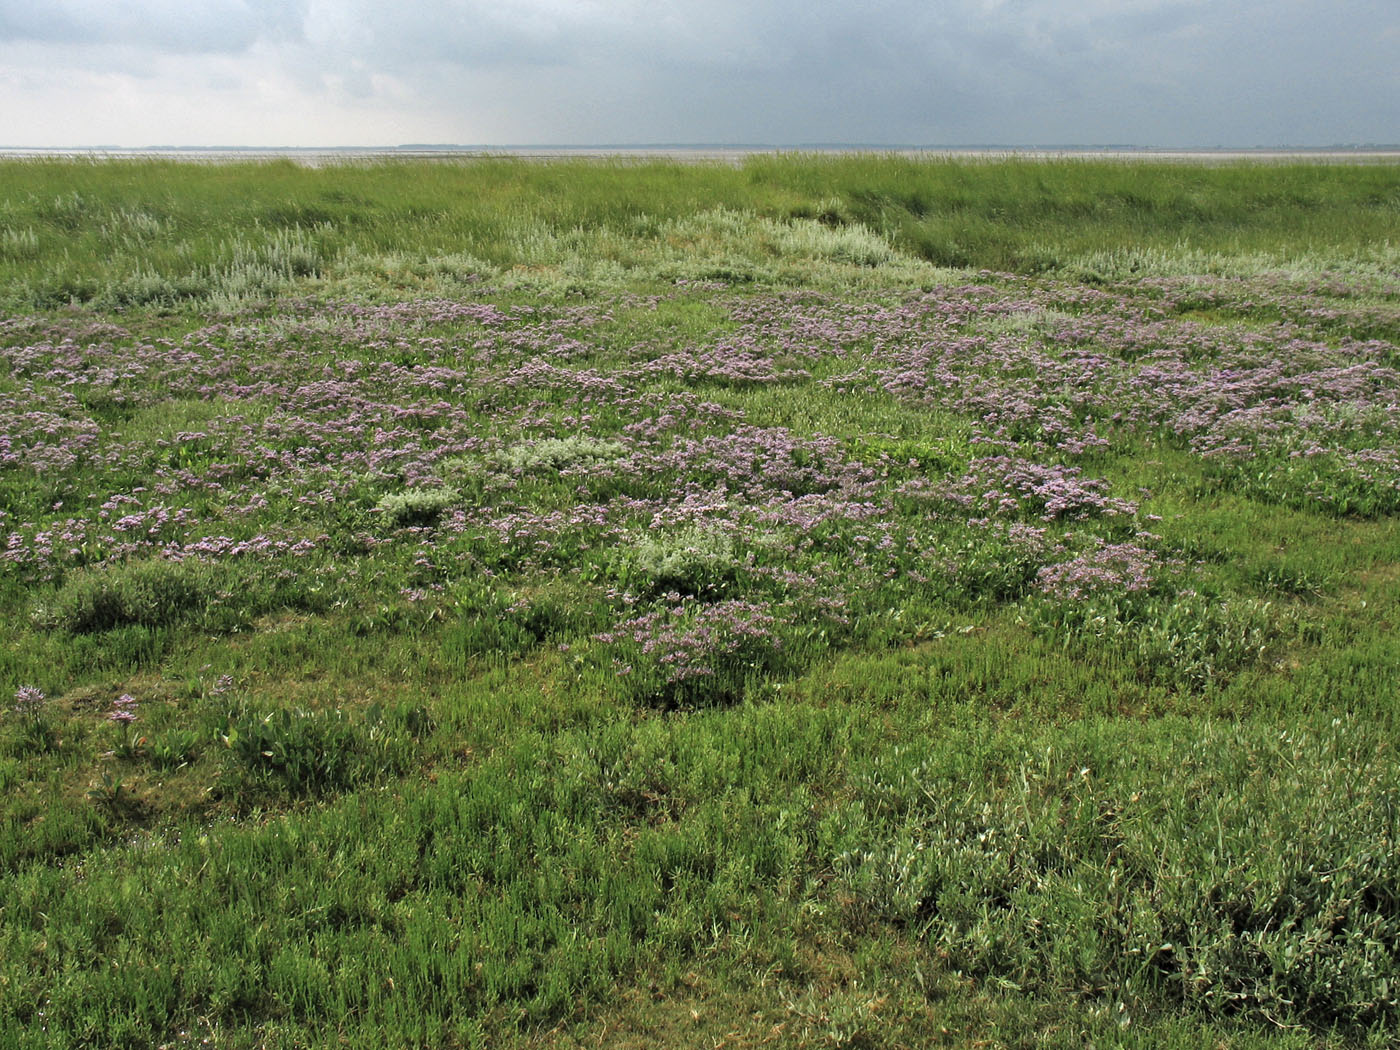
[0,156,1397,308]
[1,157,1399,1048]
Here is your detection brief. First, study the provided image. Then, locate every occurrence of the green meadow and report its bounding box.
[1,155,1398,1048]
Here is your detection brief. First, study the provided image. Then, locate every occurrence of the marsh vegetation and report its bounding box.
[1,156,1398,1048]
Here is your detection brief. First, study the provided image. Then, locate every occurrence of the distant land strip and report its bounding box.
[2,145,1400,166]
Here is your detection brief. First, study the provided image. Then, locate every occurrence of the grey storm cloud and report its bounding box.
[0,0,1395,145]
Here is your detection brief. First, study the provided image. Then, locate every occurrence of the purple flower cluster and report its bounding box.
[628,340,810,387]
[106,694,139,724]
[809,276,1400,483]
[2,267,1394,700]
[595,599,781,686]
[1037,543,1162,601]
[13,685,46,718]
[942,457,1138,522]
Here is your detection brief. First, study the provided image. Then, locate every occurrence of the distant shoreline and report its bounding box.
[2,146,1399,166]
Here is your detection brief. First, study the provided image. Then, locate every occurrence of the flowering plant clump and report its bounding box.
[593,598,786,705]
[942,456,1139,522]
[13,685,46,720]
[1037,543,1163,601]
[107,694,139,724]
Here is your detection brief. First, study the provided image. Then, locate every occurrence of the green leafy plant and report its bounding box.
[219,704,417,798]
[148,728,203,771]
[86,770,139,817]
[33,559,218,634]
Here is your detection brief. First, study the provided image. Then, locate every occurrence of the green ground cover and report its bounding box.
[1,156,1398,1048]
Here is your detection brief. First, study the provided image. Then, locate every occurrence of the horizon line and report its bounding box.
[4,142,1400,153]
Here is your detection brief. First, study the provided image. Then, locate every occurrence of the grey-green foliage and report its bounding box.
[202,228,327,308]
[0,225,38,261]
[375,486,459,527]
[495,435,624,474]
[764,215,898,266]
[87,226,331,309]
[621,525,740,596]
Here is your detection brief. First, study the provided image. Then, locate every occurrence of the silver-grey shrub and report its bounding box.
[495,436,624,475]
[374,486,459,527]
[620,526,740,596]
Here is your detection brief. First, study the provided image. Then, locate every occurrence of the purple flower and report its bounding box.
[107,693,139,723]
[1037,543,1163,601]
[14,685,46,718]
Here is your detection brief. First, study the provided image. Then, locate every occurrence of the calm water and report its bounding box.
[2,147,1398,166]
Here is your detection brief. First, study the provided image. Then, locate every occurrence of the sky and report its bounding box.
[0,0,1396,148]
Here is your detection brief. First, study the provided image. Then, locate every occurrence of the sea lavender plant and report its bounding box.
[593,598,786,706]
[942,456,1139,522]
[13,685,46,720]
[1037,543,1162,601]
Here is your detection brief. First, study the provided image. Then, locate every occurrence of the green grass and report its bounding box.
[1,155,1398,1048]
[0,155,1396,309]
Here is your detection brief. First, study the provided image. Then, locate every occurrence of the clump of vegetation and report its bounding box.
[1033,591,1282,689]
[374,486,459,526]
[445,577,606,664]
[494,435,625,474]
[615,525,742,596]
[834,715,1400,1032]
[32,559,219,633]
[219,702,424,799]
[590,597,791,707]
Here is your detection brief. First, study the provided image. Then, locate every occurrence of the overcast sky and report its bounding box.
[0,0,1396,148]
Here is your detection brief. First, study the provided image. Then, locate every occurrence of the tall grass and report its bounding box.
[0,156,1396,308]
